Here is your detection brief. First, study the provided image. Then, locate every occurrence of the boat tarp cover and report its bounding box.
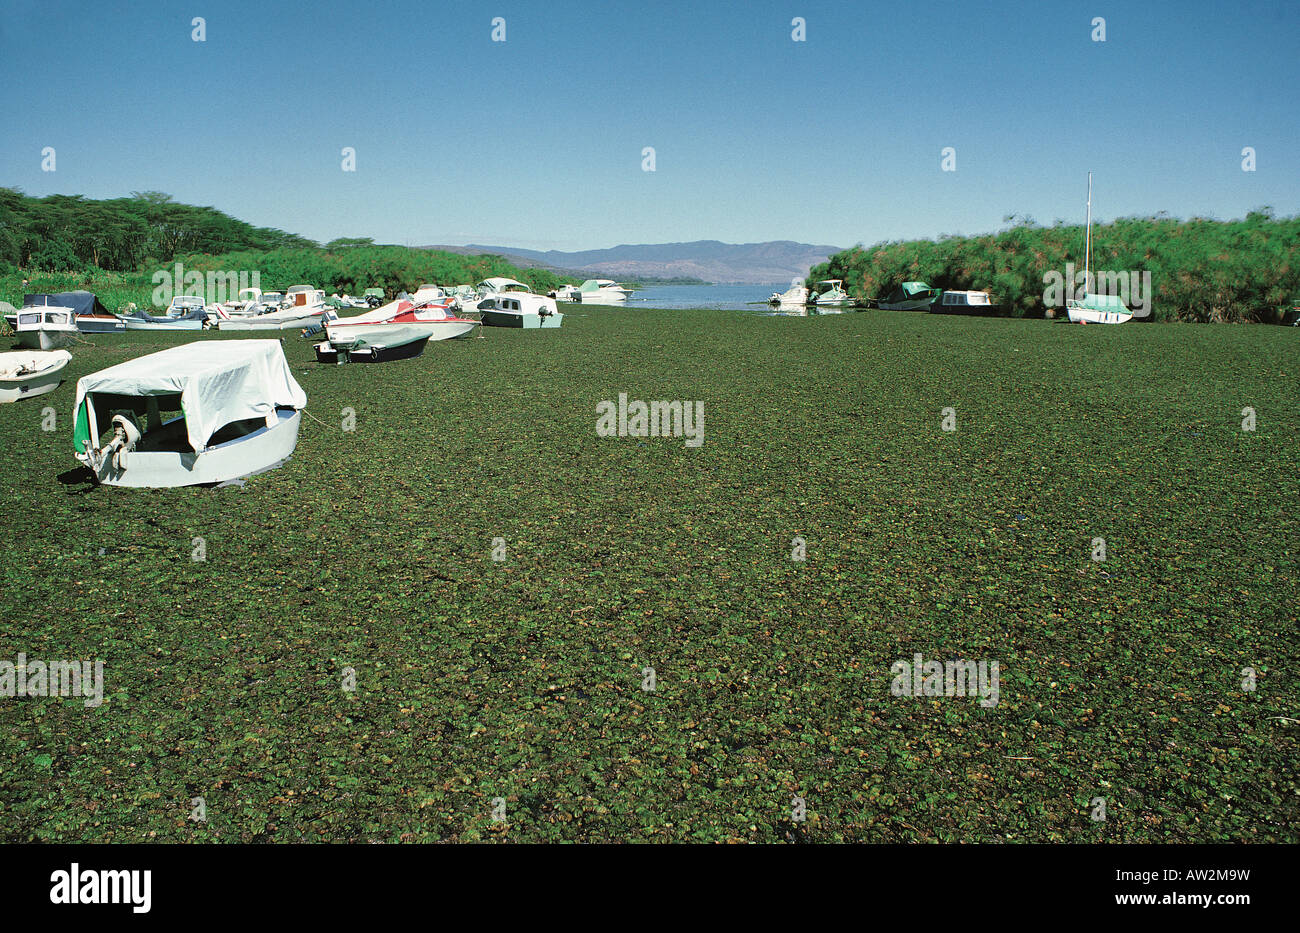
[73,340,306,453]
[120,307,209,324]
[1075,293,1130,311]
[901,282,932,295]
[25,291,112,317]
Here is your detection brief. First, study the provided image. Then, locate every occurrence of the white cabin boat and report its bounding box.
[73,341,306,487]
[473,279,562,327]
[930,290,994,313]
[0,350,72,403]
[15,306,79,349]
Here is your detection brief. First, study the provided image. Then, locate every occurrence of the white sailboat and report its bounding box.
[1066,173,1133,325]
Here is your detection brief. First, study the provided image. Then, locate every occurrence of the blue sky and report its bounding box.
[2,0,1296,250]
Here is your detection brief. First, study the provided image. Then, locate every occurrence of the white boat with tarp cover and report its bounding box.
[73,340,306,487]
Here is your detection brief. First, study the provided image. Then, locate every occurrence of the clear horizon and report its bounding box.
[2,0,1297,252]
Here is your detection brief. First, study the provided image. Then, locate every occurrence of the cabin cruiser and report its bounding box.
[284,285,326,308]
[15,305,79,349]
[930,290,996,314]
[473,279,562,327]
[9,292,123,333]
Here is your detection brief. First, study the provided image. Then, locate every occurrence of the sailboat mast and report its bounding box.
[1084,172,1093,292]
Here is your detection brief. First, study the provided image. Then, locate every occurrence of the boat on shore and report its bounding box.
[930,290,996,314]
[9,292,124,333]
[73,340,306,487]
[15,306,79,349]
[0,349,72,402]
[479,292,561,327]
[216,305,325,331]
[878,281,942,311]
[1066,173,1134,325]
[315,334,431,364]
[118,301,209,330]
[322,299,478,351]
[474,278,561,327]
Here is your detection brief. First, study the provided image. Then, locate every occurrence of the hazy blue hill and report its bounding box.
[420,240,843,285]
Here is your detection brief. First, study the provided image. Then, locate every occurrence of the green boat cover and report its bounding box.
[1072,293,1130,311]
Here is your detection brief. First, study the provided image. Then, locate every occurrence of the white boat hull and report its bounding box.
[1067,305,1132,324]
[217,310,325,331]
[575,290,629,304]
[324,318,476,346]
[121,318,205,331]
[16,326,78,350]
[80,409,302,487]
[479,308,563,328]
[0,350,71,403]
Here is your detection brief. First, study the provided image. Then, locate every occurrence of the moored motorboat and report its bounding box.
[0,349,72,402]
[570,279,632,304]
[812,279,853,310]
[15,306,79,349]
[768,283,810,307]
[72,340,306,487]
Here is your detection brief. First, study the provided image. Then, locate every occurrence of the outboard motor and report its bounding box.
[90,414,142,473]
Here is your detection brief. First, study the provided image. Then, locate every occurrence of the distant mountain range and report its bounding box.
[419,240,842,285]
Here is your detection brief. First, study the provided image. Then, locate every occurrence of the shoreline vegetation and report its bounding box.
[811,211,1300,324]
[1,189,1296,321]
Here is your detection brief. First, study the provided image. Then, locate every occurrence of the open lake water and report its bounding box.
[623,284,785,311]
